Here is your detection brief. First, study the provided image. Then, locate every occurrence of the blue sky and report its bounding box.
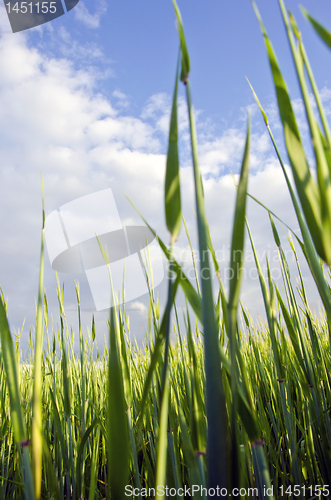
[0,0,331,350]
[30,0,331,121]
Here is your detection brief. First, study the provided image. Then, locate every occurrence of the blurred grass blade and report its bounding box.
[268,213,281,248]
[247,77,331,325]
[162,50,181,429]
[228,115,251,323]
[278,1,331,264]
[165,56,181,241]
[0,299,35,500]
[252,2,329,264]
[171,1,190,82]
[1,2,331,496]
[42,439,61,500]
[245,218,284,380]
[172,0,228,489]
[138,276,179,423]
[227,115,250,489]
[107,307,130,498]
[76,420,99,500]
[289,12,331,151]
[126,197,202,322]
[0,302,26,448]
[155,230,176,497]
[301,7,331,49]
[182,215,201,295]
[32,175,45,500]
[176,403,203,488]
[155,371,170,498]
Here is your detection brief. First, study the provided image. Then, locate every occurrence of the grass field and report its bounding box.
[1,0,331,498]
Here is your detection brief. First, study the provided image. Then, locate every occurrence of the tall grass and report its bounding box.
[0,280,330,498]
[1,0,331,498]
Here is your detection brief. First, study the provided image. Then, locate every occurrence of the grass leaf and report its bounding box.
[165,56,181,240]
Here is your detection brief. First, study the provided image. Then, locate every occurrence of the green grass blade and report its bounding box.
[165,56,181,241]
[247,78,331,324]
[155,371,170,499]
[301,7,331,50]
[289,13,331,151]
[0,301,26,446]
[126,198,203,322]
[160,243,174,398]
[76,420,99,500]
[31,176,45,500]
[182,215,201,295]
[137,276,179,423]
[107,307,130,498]
[252,2,327,263]
[177,405,203,491]
[172,1,228,488]
[245,218,284,380]
[88,425,100,500]
[42,439,61,500]
[171,1,190,82]
[278,2,331,264]
[0,299,35,500]
[252,444,275,500]
[227,115,251,489]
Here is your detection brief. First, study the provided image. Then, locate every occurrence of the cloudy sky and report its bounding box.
[0,0,331,352]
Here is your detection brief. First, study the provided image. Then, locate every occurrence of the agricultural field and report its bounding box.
[1,0,331,499]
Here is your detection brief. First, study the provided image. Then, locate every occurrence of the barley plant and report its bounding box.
[1,1,331,499]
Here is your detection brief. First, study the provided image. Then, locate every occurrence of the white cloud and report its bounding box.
[54,26,106,63]
[199,129,246,176]
[319,86,331,119]
[0,25,327,348]
[129,301,147,316]
[141,92,189,139]
[74,0,107,29]
[112,90,130,108]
